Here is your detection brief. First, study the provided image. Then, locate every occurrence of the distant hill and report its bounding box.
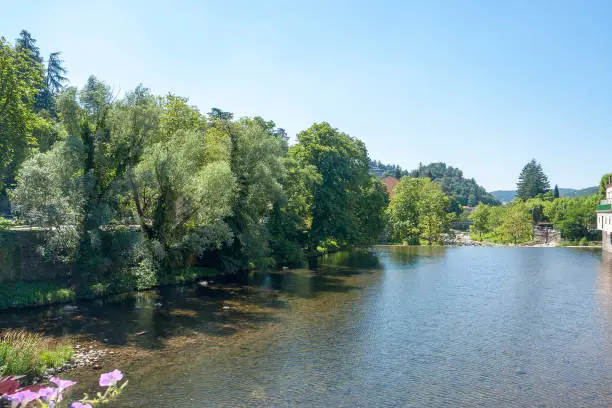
[489,186,598,203]
[369,161,500,206]
[558,186,599,198]
[489,190,516,203]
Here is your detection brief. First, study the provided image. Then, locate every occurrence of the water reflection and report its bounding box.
[2,247,612,407]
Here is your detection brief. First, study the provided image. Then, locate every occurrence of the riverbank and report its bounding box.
[0,267,219,311]
[2,279,294,396]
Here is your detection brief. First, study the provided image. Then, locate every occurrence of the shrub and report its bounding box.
[0,217,14,230]
[0,282,75,310]
[0,330,73,377]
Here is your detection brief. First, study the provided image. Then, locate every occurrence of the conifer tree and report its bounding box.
[516,159,550,199]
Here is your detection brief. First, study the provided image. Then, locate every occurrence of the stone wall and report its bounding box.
[0,230,66,283]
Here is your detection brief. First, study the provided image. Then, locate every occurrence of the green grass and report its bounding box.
[0,281,75,309]
[559,239,601,247]
[0,330,74,377]
[0,216,15,230]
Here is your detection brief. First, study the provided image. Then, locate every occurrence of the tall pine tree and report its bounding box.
[516,159,550,199]
[553,184,559,199]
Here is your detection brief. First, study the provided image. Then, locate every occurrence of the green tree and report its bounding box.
[553,184,560,199]
[216,116,286,271]
[469,203,491,240]
[35,51,68,114]
[387,177,451,245]
[516,159,550,199]
[544,195,598,241]
[599,173,612,199]
[496,202,533,244]
[0,37,44,190]
[290,122,382,258]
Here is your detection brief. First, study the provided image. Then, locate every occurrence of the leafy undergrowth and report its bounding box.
[163,267,218,285]
[0,216,16,230]
[0,282,75,309]
[0,330,73,377]
[0,267,221,310]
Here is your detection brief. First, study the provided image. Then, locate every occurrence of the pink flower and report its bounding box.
[99,369,123,387]
[50,377,76,392]
[4,389,40,408]
[38,387,59,401]
[71,403,92,408]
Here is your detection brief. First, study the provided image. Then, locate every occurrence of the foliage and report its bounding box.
[543,195,599,241]
[406,162,499,206]
[600,173,612,198]
[290,123,385,256]
[0,330,73,377]
[2,370,127,408]
[516,159,550,199]
[0,36,44,190]
[0,282,75,309]
[386,177,452,245]
[468,203,491,240]
[495,202,534,244]
[0,216,15,229]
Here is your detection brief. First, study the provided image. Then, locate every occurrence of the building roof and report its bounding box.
[382,176,400,196]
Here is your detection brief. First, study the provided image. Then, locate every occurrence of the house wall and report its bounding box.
[604,231,612,253]
[597,213,612,233]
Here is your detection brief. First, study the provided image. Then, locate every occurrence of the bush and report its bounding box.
[0,216,15,230]
[0,282,75,309]
[0,330,73,377]
[163,267,218,285]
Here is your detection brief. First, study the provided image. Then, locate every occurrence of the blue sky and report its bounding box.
[3,0,611,190]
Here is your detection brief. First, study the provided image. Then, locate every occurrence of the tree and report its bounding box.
[217,116,286,271]
[469,203,491,240]
[599,173,612,199]
[290,122,382,258]
[553,184,560,199]
[35,51,68,114]
[386,177,451,245]
[0,37,44,190]
[496,202,533,244]
[407,162,500,206]
[544,195,599,241]
[516,159,550,199]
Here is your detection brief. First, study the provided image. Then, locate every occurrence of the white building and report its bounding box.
[597,178,612,252]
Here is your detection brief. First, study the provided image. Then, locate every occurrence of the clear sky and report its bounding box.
[3,0,611,190]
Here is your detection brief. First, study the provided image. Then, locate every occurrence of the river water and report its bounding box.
[2,246,612,407]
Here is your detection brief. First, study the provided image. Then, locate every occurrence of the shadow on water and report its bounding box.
[374,245,447,266]
[0,249,380,350]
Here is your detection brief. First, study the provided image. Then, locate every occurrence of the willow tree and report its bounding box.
[129,96,236,273]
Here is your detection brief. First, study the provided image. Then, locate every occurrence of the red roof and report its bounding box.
[382,176,400,196]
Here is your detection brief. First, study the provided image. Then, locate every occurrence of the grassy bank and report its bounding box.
[0,267,219,311]
[0,330,73,377]
[0,282,76,309]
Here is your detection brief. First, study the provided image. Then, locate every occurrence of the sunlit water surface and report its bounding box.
[2,247,612,407]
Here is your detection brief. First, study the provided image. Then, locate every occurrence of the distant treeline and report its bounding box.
[370,160,500,207]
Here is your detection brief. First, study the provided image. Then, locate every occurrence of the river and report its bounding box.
[2,246,612,407]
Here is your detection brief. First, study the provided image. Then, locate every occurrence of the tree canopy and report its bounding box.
[516,159,550,199]
[386,177,452,245]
